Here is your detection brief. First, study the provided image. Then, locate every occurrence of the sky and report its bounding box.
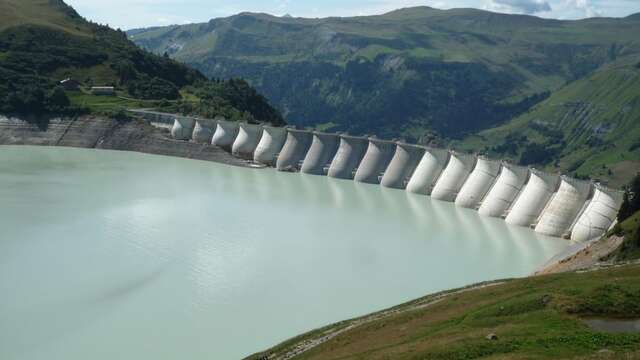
[65,0,640,30]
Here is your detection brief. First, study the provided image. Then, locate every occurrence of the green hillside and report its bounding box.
[454,56,640,187]
[0,0,284,125]
[130,8,640,185]
[129,8,640,140]
[0,0,89,34]
[248,263,640,360]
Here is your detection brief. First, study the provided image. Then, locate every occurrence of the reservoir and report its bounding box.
[0,146,568,359]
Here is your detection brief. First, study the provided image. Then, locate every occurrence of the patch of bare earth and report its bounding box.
[535,236,624,275]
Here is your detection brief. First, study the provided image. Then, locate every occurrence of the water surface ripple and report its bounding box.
[0,146,568,359]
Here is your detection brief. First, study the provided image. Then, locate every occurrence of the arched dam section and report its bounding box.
[191,119,217,144]
[354,138,396,184]
[211,120,239,148]
[171,117,196,140]
[254,126,287,166]
[158,114,622,242]
[301,132,340,175]
[232,123,263,159]
[327,135,369,179]
[505,170,560,228]
[380,143,424,189]
[478,163,529,218]
[535,177,593,238]
[406,148,449,195]
[431,152,477,202]
[276,129,312,171]
[455,157,501,209]
[571,185,624,242]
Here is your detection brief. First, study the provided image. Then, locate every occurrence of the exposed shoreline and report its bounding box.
[0,115,252,168]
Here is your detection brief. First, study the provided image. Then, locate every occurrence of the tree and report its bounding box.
[47,86,70,110]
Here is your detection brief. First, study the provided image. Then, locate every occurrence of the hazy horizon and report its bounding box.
[65,0,640,30]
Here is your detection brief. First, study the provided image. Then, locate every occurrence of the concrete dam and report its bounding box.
[154,112,624,243]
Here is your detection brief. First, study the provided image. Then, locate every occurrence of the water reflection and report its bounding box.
[0,146,570,360]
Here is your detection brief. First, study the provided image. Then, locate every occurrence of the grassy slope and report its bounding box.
[129,8,640,185]
[0,0,89,34]
[248,264,640,360]
[454,56,640,188]
[130,8,640,114]
[0,0,284,124]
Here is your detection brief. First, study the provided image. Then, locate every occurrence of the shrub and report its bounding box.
[618,174,640,222]
[519,143,559,166]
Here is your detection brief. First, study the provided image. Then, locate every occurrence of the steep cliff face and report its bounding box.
[0,116,248,167]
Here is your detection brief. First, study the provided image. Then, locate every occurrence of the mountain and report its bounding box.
[0,0,283,125]
[129,8,640,140]
[454,56,640,187]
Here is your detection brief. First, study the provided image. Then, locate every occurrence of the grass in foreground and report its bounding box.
[248,264,640,359]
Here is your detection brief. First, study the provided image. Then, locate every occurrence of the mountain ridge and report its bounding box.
[0,0,284,125]
[129,7,640,138]
[129,7,640,184]
[127,6,640,30]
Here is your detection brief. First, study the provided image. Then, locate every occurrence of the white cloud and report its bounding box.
[485,0,551,14]
[564,0,602,17]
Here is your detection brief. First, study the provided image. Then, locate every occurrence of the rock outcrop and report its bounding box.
[0,116,248,167]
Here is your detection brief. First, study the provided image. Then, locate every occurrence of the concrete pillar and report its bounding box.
[211,118,239,148]
[505,169,560,227]
[571,185,624,242]
[431,152,477,202]
[254,126,287,166]
[406,148,449,195]
[478,163,529,218]
[276,129,313,171]
[327,135,368,179]
[455,157,501,209]
[192,119,216,143]
[535,176,593,238]
[301,132,340,175]
[232,123,263,159]
[354,138,396,184]
[380,142,425,189]
[170,117,195,140]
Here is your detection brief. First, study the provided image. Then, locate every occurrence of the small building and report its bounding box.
[91,86,115,96]
[59,78,81,91]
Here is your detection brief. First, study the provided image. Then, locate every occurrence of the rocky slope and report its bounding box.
[0,115,248,166]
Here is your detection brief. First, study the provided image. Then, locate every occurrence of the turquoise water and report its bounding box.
[0,146,568,359]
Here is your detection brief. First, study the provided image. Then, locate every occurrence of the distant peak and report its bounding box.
[282,14,293,18]
[236,11,276,18]
[382,6,437,15]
